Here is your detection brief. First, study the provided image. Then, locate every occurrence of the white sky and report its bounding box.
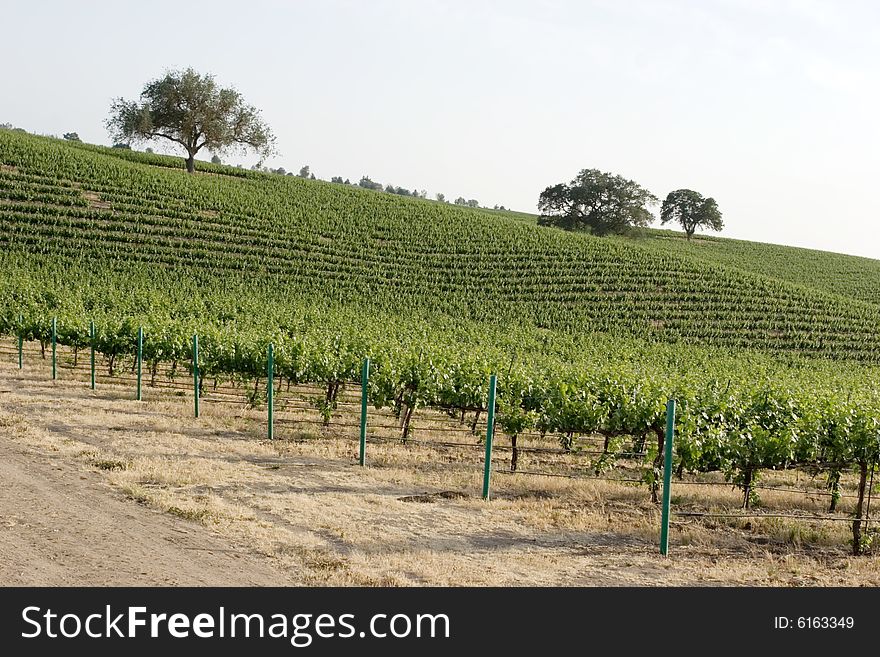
[2,0,879,258]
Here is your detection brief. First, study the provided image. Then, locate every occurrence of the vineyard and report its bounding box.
[1,129,880,557]
[4,333,879,559]
[632,228,880,309]
[3,131,880,360]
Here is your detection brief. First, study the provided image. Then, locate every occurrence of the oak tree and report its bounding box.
[106,68,275,173]
[537,169,657,236]
[660,189,723,240]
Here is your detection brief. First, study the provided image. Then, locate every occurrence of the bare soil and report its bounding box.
[0,435,290,585]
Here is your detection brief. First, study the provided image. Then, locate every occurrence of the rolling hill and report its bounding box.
[1,129,879,363]
[4,128,880,513]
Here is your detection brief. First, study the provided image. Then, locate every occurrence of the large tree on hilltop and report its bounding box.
[660,189,723,240]
[106,68,276,173]
[537,169,658,236]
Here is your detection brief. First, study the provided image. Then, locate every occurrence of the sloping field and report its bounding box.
[1,130,880,361]
[630,228,880,308]
[3,129,880,553]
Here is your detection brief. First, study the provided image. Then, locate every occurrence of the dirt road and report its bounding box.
[0,417,289,586]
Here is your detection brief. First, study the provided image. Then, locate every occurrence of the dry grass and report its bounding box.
[1,339,879,586]
[82,190,112,210]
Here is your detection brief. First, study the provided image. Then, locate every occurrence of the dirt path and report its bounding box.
[0,424,290,586]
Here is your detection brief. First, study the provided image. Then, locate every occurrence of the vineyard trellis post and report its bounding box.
[17,314,23,369]
[136,326,143,401]
[267,343,274,440]
[481,374,498,501]
[192,334,200,418]
[660,399,676,556]
[359,358,370,466]
[89,320,96,390]
[51,316,57,380]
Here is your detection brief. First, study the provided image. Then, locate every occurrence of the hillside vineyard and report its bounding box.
[2,129,880,508]
[2,132,880,360]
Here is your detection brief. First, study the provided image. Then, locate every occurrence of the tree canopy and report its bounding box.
[106,68,276,173]
[660,189,723,240]
[537,169,658,236]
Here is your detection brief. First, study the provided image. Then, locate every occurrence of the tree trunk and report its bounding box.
[150,360,158,387]
[511,433,519,472]
[325,380,341,407]
[73,345,78,367]
[828,470,841,513]
[633,433,646,454]
[401,404,414,441]
[651,428,664,504]
[471,409,481,434]
[742,468,754,509]
[852,460,869,556]
[186,154,195,174]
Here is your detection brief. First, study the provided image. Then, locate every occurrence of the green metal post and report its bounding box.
[193,334,200,418]
[267,343,274,440]
[660,399,676,556]
[481,374,498,500]
[89,320,95,390]
[136,326,143,401]
[51,316,57,380]
[359,358,370,466]
[17,314,23,370]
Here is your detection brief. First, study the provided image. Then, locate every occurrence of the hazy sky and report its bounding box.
[3,0,879,258]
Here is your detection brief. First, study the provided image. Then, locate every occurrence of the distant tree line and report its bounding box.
[9,54,513,213]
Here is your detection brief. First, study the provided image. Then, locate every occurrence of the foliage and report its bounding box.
[105,67,276,173]
[632,228,880,308]
[358,176,382,191]
[537,168,658,236]
[660,189,723,240]
[2,130,880,363]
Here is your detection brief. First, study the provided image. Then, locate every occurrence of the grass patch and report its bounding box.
[167,506,212,522]
[120,483,151,505]
[90,458,129,471]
